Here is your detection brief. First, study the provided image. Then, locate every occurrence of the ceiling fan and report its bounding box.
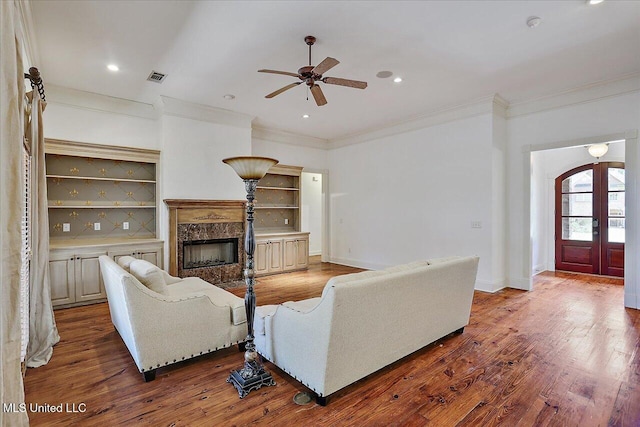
[258,35,367,106]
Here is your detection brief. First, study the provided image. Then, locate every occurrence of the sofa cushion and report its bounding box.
[254,305,278,335]
[117,255,137,272]
[163,279,247,326]
[129,260,168,294]
[282,297,321,313]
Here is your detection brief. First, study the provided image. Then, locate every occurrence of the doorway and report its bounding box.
[555,162,625,277]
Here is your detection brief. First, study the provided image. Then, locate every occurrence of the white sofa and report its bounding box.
[98,255,247,381]
[254,255,479,404]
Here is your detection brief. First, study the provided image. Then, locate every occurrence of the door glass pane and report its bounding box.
[561,193,592,216]
[608,168,625,191]
[608,192,625,216]
[608,218,625,243]
[562,218,593,241]
[562,170,592,192]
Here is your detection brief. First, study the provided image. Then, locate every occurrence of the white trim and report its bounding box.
[252,126,328,150]
[508,73,640,119]
[46,84,157,120]
[475,279,506,293]
[329,256,387,271]
[508,277,531,291]
[159,96,254,128]
[16,0,40,67]
[328,94,500,149]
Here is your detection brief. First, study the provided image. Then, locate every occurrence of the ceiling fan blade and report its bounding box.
[258,69,300,78]
[322,77,368,89]
[265,82,302,98]
[311,57,339,76]
[310,84,327,106]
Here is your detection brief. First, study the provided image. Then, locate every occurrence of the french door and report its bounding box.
[555,162,625,277]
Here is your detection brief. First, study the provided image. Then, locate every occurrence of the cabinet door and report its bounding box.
[139,249,161,267]
[255,240,269,275]
[268,240,283,273]
[283,238,297,271]
[74,251,107,303]
[295,237,309,269]
[49,252,75,306]
[107,248,136,265]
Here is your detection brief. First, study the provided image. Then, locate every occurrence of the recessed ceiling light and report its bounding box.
[526,16,542,28]
[588,0,604,4]
[302,114,310,119]
[376,71,393,78]
[107,64,119,72]
[223,94,235,100]
[393,77,403,83]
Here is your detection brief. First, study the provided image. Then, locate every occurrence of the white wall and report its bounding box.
[44,103,159,150]
[531,142,626,274]
[301,172,323,255]
[328,113,498,289]
[507,89,640,308]
[251,137,328,171]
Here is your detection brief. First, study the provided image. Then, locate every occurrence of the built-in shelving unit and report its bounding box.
[254,164,309,276]
[45,139,163,308]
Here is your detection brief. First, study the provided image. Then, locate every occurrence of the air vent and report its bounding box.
[147,71,166,83]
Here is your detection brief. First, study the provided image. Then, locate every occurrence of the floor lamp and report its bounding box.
[223,156,278,398]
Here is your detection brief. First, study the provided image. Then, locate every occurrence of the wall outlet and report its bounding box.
[471,220,482,229]
[63,223,70,232]
[284,218,289,225]
[94,222,101,231]
[123,221,129,230]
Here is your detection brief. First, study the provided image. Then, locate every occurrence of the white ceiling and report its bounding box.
[30,0,640,141]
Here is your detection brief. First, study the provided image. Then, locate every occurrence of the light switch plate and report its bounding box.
[94,222,101,231]
[123,222,129,230]
[63,223,70,232]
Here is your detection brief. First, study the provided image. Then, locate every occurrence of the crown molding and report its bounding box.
[159,96,254,129]
[328,94,501,149]
[46,84,157,120]
[252,126,329,150]
[16,0,41,67]
[507,72,640,119]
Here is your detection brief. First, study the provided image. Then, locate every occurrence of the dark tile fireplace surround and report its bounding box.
[166,200,245,285]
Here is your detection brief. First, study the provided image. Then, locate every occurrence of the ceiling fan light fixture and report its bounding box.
[376,71,393,79]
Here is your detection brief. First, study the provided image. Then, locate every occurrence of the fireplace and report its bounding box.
[165,200,245,285]
[183,238,238,269]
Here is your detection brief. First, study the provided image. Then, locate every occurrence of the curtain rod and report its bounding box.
[24,66,46,102]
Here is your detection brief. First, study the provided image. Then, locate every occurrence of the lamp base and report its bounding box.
[227,362,275,398]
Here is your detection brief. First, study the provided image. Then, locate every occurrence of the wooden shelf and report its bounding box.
[257,186,299,191]
[47,174,156,184]
[48,205,155,209]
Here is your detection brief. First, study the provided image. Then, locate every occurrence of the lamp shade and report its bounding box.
[587,143,608,159]
[223,156,278,180]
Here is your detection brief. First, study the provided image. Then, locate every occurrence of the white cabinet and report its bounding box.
[107,242,164,268]
[256,232,309,276]
[50,240,163,308]
[255,238,283,276]
[50,249,106,307]
[283,235,309,272]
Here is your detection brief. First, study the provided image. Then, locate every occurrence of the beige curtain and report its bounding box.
[0,1,30,425]
[25,88,59,368]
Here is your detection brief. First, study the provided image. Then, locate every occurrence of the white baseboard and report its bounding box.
[507,276,532,291]
[309,250,322,257]
[475,279,507,293]
[329,257,387,271]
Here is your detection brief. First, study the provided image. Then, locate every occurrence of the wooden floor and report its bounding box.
[24,259,640,426]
